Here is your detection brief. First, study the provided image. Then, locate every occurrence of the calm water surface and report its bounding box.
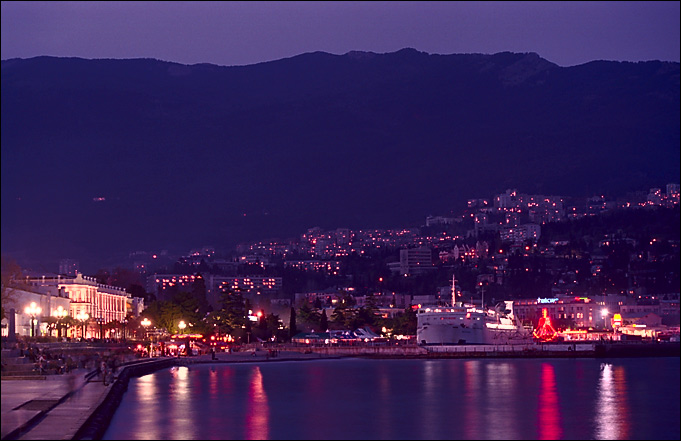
[103,357,680,440]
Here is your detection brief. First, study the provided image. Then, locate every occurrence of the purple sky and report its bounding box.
[1,1,679,67]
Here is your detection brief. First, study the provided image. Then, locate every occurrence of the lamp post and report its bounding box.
[121,318,128,342]
[24,302,42,338]
[141,317,151,336]
[76,312,89,340]
[478,281,487,311]
[178,320,187,356]
[96,317,105,340]
[53,306,67,339]
[141,318,152,357]
[601,308,609,332]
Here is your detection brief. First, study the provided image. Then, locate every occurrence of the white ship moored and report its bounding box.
[416,275,533,345]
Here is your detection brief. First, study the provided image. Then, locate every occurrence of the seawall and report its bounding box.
[73,358,176,440]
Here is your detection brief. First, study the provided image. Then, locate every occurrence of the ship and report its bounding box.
[416,275,533,345]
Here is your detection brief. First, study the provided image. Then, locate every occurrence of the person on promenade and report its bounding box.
[36,354,46,374]
[100,359,109,386]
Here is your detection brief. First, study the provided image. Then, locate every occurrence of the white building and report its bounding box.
[25,273,129,321]
[1,284,71,338]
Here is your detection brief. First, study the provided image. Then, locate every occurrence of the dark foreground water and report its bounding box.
[103,357,680,440]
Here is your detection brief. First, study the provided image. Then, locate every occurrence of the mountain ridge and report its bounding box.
[1,49,679,271]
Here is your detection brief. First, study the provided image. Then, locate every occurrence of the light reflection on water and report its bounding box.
[485,362,518,440]
[103,357,679,440]
[134,372,160,440]
[245,367,269,440]
[595,363,631,440]
[537,362,562,440]
[462,360,481,439]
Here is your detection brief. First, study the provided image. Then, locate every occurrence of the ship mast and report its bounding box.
[451,273,456,306]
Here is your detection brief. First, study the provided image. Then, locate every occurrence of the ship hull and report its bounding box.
[417,323,532,345]
[416,306,533,345]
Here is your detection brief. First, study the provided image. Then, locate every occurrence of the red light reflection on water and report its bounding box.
[537,363,563,440]
[245,366,270,440]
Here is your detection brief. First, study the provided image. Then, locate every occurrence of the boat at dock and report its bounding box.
[416,276,533,345]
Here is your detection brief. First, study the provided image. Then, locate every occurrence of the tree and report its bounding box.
[143,300,184,334]
[331,303,351,329]
[381,307,417,336]
[205,289,249,337]
[171,291,204,329]
[354,305,378,329]
[289,307,297,339]
[191,273,211,315]
[253,312,284,342]
[297,302,321,331]
[320,309,328,332]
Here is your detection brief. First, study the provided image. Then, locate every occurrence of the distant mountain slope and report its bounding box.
[1,50,679,270]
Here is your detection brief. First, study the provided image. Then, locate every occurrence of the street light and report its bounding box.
[24,302,42,338]
[141,317,151,338]
[121,318,128,341]
[478,281,487,311]
[141,318,152,357]
[76,312,89,340]
[53,306,67,339]
[601,308,609,331]
[178,320,187,356]
[96,317,105,340]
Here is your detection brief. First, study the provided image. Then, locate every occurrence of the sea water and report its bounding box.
[103,357,680,440]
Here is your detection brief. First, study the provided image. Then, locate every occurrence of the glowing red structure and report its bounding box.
[533,308,558,342]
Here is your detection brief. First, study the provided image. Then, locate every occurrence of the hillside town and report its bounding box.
[2,184,679,345]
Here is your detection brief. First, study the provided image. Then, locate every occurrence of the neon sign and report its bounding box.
[537,298,559,304]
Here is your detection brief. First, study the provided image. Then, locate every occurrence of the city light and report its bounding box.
[141,317,151,340]
[24,302,42,337]
[53,305,67,338]
[76,312,89,339]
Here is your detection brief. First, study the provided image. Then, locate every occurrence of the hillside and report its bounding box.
[1,49,679,270]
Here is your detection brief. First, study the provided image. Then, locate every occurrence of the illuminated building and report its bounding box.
[514,296,602,329]
[147,273,200,301]
[204,275,283,310]
[0,285,71,338]
[20,273,130,337]
[500,223,541,244]
[284,260,341,274]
